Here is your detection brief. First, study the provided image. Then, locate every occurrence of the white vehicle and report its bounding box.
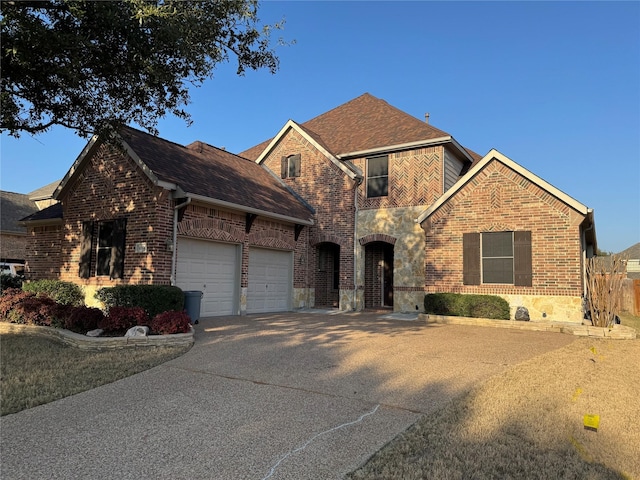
[0,263,25,277]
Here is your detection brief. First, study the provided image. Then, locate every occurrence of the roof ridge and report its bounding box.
[300,92,376,125]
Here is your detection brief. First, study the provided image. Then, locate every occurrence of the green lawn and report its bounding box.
[0,333,190,416]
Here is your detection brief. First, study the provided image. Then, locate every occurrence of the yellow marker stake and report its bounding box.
[590,346,597,355]
[584,414,600,432]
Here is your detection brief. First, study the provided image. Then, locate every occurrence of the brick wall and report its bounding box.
[24,225,62,279]
[422,160,586,298]
[56,143,174,288]
[260,129,358,303]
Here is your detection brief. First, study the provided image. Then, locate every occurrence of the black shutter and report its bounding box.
[110,218,127,279]
[79,221,94,278]
[514,231,532,286]
[292,154,301,177]
[281,156,287,178]
[463,233,481,285]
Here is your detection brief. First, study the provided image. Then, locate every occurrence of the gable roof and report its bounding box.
[417,149,595,234]
[0,191,38,233]
[19,202,63,224]
[240,93,478,163]
[54,126,314,225]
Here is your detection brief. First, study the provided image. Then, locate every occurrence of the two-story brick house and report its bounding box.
[22,93,596,321]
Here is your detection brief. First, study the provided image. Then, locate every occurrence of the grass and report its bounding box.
[348,336,640,480]
[619,311,640,333]
[0,332,190,416]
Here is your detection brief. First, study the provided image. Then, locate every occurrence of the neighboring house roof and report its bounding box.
[54,126,315,225]
[28,179,60,201]
[19,202,63,224]
[0,191,38,234]
[240,93,480,163]
[617,242,640,259]
[417,149,597,248]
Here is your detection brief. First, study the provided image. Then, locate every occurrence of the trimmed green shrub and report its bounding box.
[1,274,23,292]
[424,293,510,320]
[23,280,85,306]
[95,285,184,318]
[150,310,191,335]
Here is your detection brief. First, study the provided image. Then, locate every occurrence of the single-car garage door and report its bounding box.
[176,238,239,317]
[247,248,292,314]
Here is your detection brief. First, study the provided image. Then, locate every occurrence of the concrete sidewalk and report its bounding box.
[0,312,574,479]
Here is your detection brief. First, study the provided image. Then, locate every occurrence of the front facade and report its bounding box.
[23,94,596,321]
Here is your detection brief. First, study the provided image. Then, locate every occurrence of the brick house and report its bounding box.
[22,94,596,321]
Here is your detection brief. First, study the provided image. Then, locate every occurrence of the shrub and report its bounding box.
[23,280,84,306]
[5,295,60,326]
[64,306,105,333]
[98,306,149,334]
[0,288,34,322]
[1,274,23,292]
[95,285,184,318]
[149,310,192,335]
[424,293,510,320]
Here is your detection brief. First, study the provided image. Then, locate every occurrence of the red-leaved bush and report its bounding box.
[99,306,149,334]
[64,306,105,333]
[0,288,34,322]
[149,310,191,335]
[0,292,61,326]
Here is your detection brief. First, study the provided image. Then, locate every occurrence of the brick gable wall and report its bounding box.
[422,160,586,321]
[260,129,357,307]
[57,144,174,288]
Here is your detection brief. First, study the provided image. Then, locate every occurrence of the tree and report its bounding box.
[1,0,285,137]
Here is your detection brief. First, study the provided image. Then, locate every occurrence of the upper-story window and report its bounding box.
[281,154,301,178]
[366,155,388,198]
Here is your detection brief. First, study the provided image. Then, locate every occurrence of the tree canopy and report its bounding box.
[1,0,284,137]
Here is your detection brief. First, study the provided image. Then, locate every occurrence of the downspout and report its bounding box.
[353,177,363,311]
[170,196,192,286]
[582,212,595,302]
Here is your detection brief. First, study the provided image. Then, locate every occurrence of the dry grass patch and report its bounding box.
[349,337,639,480]
[1,332,190,416]
[619,312,640,333]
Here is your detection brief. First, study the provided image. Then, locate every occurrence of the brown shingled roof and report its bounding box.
[240,93,461,161]
[119,127,313,223]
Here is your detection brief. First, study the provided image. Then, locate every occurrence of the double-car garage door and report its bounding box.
[176,238,291,317]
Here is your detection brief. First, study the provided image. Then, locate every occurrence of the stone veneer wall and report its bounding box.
[357,206,428,312]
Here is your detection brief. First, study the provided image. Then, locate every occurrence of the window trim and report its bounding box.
[79,218,126,280]
[366,155,389,198]
[281,154,301,178]
[481,231,514,284]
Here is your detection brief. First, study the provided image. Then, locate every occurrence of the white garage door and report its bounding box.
[176,238,238,317]
[247,248,292,314]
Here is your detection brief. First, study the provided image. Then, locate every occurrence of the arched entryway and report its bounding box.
[315,242,340,308]
[364,241,394,309]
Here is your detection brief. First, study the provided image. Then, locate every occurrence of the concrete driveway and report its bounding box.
[1,311,574,479]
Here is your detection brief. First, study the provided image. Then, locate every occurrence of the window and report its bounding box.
[463,231,532,286]
[366,155,388,197]
[79,218,127,279]
[281,154,301,178]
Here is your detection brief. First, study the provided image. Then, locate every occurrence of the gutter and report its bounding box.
[335,136,456,160]
[170,196,192,286]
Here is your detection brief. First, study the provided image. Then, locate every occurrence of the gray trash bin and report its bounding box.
[183,291,203,324]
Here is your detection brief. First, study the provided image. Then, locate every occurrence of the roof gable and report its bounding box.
[417,149,592,224]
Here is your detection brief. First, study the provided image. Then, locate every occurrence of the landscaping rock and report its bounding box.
[125,326,149,337]
[86,329,104,337]
[515,306,530,322]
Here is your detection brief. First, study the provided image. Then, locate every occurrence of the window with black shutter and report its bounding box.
[463,231,531,286]
[79,218,126,279]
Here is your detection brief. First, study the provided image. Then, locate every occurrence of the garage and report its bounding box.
[176,238,239,317]
[247,248,292,314]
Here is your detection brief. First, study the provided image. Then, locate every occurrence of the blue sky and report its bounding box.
[1,1,638,253]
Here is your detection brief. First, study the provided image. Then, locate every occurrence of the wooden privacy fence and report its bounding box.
[621,278,640,316]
